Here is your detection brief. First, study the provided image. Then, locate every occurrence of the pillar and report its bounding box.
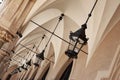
[0,0,36,79]
[28,66,39,80]
[0,55,10,79]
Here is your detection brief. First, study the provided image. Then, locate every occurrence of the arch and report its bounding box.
[20,32,44,45]
[46,42,55,59]
[15,42,36,55]
[20,66,33,80]
[29,67,40,80]
[41,65,50,80]
[2,64,18,80]
[17,7,87,66]
[18,8,63,44]
[60,61,73,80]
[54,59,73,80]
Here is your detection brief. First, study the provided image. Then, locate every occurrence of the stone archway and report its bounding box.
[60,61,73,80]
[2,64,18,80]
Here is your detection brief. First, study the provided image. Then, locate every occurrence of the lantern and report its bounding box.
[34,50,44,67]
[65,24,88,58]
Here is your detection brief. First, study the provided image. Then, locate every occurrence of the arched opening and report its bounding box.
[2,64,18,80]
[60,61,73,80]
[41,65,50,80]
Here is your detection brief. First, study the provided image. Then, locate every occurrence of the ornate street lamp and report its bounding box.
[20,64,28,70]
[20,53,35,70]
[65,0,98,58]
[34,51,44,67]
[33,35,45,67]
[25,59,32,67]
[20,59,32,71]
[20,45,35,70]
[33,14,64,66]
[65,24,88,58]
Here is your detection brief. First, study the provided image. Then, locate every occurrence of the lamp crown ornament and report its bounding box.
[69,23,88,44]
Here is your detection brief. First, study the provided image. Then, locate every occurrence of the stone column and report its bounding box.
[0,0,36,58]
[1,0,35,32]
[0,50,9,62]
[0,0,36,79]
[28,66,39,80]
[22,67,32,80]
[0,55,10,79]
[0,0,36,47]
[18,71,26,80]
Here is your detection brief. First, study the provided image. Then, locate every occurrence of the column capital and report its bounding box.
[0,27,14,42]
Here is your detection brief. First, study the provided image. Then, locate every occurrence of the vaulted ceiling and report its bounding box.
[11,0,120,66]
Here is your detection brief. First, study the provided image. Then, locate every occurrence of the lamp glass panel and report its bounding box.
[78,38,85,44]
[71,35,85,44]
[24,63,29,69]
[68,40,75,50]
[71,39,82,53]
